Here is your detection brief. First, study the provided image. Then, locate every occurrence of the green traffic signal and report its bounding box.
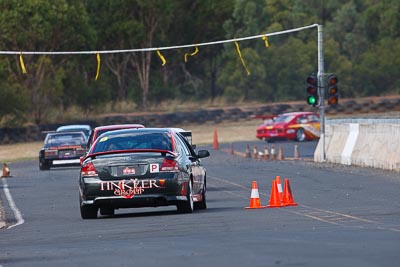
[306,75,318,106]
[307,95,317,105]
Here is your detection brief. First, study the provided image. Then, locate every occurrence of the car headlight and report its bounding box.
[286,129,295,134]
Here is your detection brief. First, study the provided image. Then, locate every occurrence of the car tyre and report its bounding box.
[177,180,194,214]
[80,205,98,219]
[296,128,306,142]
[39,160,50,171]
[100,207,115,216]
[194,182,207,210]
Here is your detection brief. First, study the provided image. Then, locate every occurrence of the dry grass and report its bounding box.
[183,120,259,145]
[0,141,43,162]
[0,119,261,163]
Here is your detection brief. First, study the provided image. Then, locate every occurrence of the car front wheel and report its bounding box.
[296,128,306,142]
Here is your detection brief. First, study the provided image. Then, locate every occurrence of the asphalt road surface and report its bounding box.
[1,141,399,267]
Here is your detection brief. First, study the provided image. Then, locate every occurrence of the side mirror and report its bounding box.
[197,150,210,159]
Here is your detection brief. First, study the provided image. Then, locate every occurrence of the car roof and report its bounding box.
[280,111,318,116]
[99,128,173,137]
[56,124,92,131]
[93,124,144,132]
[46,131,86,138]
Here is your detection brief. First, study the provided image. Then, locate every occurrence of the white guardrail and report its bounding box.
[314,119,400,172]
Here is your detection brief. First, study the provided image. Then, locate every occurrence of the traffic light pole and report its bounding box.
[317,24,326,162]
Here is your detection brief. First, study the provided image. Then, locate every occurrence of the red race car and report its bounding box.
[256,111,320,142]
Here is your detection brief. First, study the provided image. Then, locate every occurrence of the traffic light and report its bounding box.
[306,75,318,106]
[327,74,339,105]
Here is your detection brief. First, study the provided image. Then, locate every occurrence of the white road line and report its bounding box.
[209,176,251,191]
[208,176,400,233]
[1,178,25,229]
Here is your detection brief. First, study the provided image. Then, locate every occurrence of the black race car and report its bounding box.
[39,132,87,170]
[78,128,210,219]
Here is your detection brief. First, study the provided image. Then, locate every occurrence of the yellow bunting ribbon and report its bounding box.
[19,52,27,74]
[184,46,199,62]
[234,40,250,76]
[95,53,101,80]
[262,35,269,48]
[157,50,166,66]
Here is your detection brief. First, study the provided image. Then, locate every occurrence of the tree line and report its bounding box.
[0,0,399,126]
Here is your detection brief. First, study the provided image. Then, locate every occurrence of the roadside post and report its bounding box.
[317,24,326,162]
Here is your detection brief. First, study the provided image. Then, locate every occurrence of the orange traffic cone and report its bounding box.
[253,145,258,159]
[270,145,276,160]
[275,175,283,202]
[263,146,269,160]
[282,178,298,206]
[294,144,300,159]
[213,128,219,149]
[245,181,267,209]
[277,145,284,160]
[1,162,11,178]
[267,179,283,208]
[245,144,251,158]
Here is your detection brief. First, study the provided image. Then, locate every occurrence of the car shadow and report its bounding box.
[98,206,239,219]
[99,208,179,219]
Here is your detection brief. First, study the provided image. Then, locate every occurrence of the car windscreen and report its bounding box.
[307,114,320,122]
[94,129,109,140]
[93,127,144,142]
[274,115,294,123]
[45,133,86,147]
[58,128,90,139]
[92,132,172,153]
